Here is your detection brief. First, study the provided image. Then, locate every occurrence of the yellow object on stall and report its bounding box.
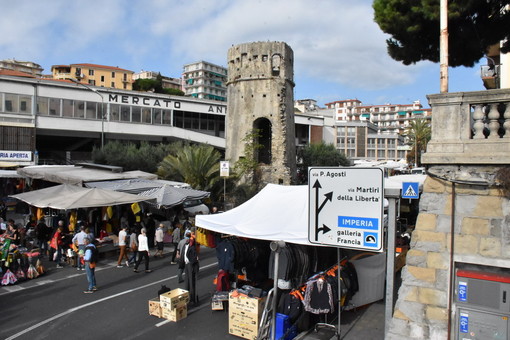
[69,211,77,232]
[107,206,113,219]
[131,202,141,215]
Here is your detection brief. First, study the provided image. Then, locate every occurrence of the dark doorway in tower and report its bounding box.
[254,118,272,164]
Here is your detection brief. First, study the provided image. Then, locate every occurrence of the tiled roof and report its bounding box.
[0,69,36,78]
[71,63,133,73]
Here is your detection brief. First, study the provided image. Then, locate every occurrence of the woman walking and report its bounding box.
[133,228,151,273]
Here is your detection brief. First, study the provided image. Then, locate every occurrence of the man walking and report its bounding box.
[154,223,165,258]
[170,223,181,264]
[183,234,199,305]
[116,225,129,267]
[133,228,152,273]
[175,231,190,283]
[82,237,98,293]
[72,225,89,270]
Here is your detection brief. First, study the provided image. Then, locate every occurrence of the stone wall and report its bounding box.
[388,167,510,339]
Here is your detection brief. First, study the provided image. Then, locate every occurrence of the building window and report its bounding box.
[4,94,17,112]
[62,99,74,117]
[101,75,105,82]
[37,97,49,115]
[49,98,60,116]
[20,96,31,113]
[111,82,115,88]
[85,101,97,119]
[88,80,96,86]
[89,69,94,76]
[75,101,85,118]
[111,72,115,78]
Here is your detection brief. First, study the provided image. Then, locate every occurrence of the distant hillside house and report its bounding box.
[0,59,43,77]
[51,63,134,90]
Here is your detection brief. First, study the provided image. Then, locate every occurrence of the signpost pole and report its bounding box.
[384,188,401,336]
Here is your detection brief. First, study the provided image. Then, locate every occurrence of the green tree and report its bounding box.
[234,129,263,183]
[297,142,350,184]
[92,141,182,173]
[157,144,222,192]
[373,0,510,67]
[404,118,431,166]
[133,74,184,96]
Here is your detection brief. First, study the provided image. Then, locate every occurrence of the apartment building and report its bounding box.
[0,59,43,77]
[182,61,227,102]
[324,99,431,135]
[132,71,182,90]
[51,63,134,90]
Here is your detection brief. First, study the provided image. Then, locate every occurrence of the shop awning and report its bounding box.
[85,178,190,194]
[138,185,210,209]
[17,165,157,186]
[10,184,150,209]
[196,184,312,246]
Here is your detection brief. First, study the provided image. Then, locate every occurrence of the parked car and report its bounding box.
[182,199,210,216]
[410,167,426,175]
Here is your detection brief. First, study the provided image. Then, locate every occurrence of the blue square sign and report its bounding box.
[402,182,419,199]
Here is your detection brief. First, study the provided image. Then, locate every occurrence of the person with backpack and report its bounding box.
[82,237,98,293]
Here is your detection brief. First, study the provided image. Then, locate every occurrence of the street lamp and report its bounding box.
[69,78,105,149]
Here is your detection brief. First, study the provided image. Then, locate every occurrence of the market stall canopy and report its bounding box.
[384,174,426,191]
[0,170,24,178]
[10,184,150,209]
[138,185,210,208]
[85,178,190,194]
[17,165,157,186]
[196,184,311,246]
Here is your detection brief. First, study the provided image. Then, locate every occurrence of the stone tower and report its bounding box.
[226,41,296,185]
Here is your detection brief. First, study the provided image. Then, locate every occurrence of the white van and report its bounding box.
[411,167,426,175]
[182,199,210,216]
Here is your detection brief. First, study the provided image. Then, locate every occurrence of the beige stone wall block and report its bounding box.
[427,252,448,269]
[418,287,446,306]
[415,213,437,231]
[479,237,502,257]
[404,287,419,302]
[393,309,410,320]
[407,249,426,258]
[443,195,452,216]
[408,266,436,283]
[454,185,489,196]
[426,306,448,321]
[413,230,446,247]
[461,217,490,235]
[452,234,478,254]
[423,177,447,193]
[474,196,503,217]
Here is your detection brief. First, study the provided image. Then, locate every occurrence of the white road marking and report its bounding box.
[5,262,216,340]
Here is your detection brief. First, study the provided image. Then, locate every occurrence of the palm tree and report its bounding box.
[404,118,431,167]
[157,144,222,192]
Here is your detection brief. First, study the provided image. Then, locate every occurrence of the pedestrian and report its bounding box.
[133,228,152,273]
[170,223,182,264]
[116,225,130,267]
[50,225,65,268]
[4,221,20,246]
[72,225,88,270]
[128,227,138,265]
[82,237,98,293]
[175,231,191,283]
[154,223,165,258]
[145,213,156,249]
[35,219,51,257]
[183,234,199,305]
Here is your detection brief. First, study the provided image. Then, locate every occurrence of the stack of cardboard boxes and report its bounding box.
[228,291,266,340]
[148,288,190,322]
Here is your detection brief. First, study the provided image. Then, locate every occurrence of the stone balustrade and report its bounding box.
[423,89,510,165]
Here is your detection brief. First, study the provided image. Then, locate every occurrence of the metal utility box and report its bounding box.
[455,269,510,340]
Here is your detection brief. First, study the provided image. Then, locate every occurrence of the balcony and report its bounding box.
[422,89,510,165]
[481,64,501,90]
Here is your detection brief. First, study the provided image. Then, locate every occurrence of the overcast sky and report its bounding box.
[1,0,486,107]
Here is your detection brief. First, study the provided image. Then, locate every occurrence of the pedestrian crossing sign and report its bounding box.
[402,182,419,199]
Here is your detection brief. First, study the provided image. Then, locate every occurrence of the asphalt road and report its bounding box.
[0,246,242,340]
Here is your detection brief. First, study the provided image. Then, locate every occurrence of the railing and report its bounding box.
[423,89,510,165]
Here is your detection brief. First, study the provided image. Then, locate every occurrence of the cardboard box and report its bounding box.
[148,297,162,318]
[160,288,190,310]
[161,305,187,322]
[228,292,266,340]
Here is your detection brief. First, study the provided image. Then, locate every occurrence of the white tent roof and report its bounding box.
[17,165,157,186]
[196,175,428,246]
[196,184,311,245]
[10,184,150,209]
[139,185,210,209]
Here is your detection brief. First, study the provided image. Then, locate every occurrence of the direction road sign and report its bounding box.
[402,182,419,199]
[308,167,384,252]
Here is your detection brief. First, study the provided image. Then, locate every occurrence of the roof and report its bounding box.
[71,63,133,73]
[0,69,35,78]
[17,165,157,186]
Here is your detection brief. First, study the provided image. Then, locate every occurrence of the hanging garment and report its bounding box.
[303,278,335,314]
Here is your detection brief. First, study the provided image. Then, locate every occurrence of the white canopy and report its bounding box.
[10,184,149,209]
[195,175,428,246]
[139,185,210,209]
[196,184,311,245]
